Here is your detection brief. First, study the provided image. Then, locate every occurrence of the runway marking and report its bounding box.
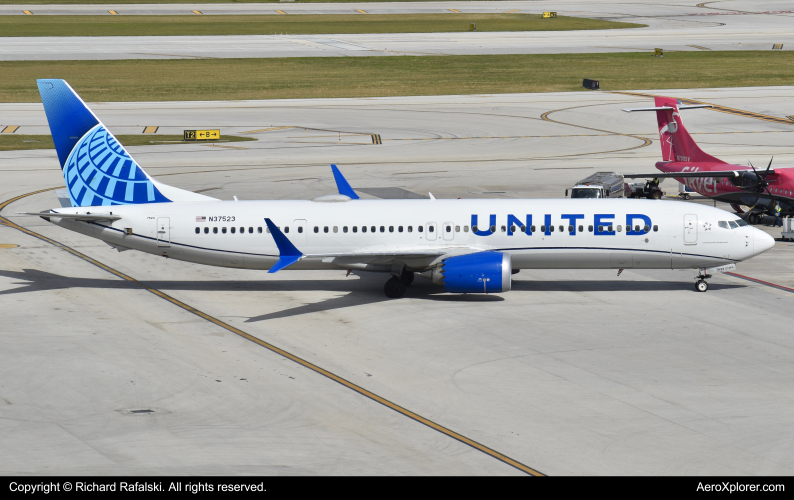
[540,105,653,156]
[0,188,544,477]
[773,44,784,50]
[614,91,794,126]
[276,10,287,15]
[448,9,461,13]
[191,10,203,15]
[0,244,19,249]
[22,10,32,15]
[1,126,20,134]
[356,10,368,14]
[108,10,118,15]
[504,10,520,13]
[687,44,711,50]
[142,126,159,134]
[371,134,382,144]
[725,272,794,294]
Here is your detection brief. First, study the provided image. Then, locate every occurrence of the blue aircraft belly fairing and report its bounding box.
[63,124,170,207]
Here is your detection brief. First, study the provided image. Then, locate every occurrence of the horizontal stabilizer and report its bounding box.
[17,211,121,221]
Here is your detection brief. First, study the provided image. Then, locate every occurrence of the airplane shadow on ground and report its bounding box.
[0,269,745,323]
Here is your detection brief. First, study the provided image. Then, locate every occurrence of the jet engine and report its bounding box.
[427,252,512,293]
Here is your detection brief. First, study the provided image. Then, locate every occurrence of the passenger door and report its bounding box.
[684,214,698,244]
[426,222,437,241]
[156,217,170,247]
[442,221,454,241]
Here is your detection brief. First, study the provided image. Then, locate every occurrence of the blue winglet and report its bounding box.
[330,164,360,200]
[264,218,303,273]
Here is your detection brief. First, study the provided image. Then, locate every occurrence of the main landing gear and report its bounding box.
[384,269,414,298]
[695,269,712,293]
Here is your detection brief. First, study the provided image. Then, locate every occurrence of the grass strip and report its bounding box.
[0,14,642,37]
[1,52,792,103]
[0,134,256,151]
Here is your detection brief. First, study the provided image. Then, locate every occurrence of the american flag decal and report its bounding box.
[196,216,206,222]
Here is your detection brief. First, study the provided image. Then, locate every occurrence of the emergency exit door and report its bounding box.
[157,217,170,247]
[683,214,697,244]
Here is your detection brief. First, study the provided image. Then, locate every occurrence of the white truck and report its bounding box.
[566,172,625,199]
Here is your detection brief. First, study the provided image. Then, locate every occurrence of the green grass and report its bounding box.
[0,134,256,151]
[0,14,643,37]
[1,52,792,103]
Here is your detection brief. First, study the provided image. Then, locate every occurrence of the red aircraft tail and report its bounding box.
[652,96,725,164]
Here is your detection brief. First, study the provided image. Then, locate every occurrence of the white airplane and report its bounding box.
[22,80,775,296]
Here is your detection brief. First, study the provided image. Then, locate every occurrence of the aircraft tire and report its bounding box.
[384,276,407,298]
[696,280,708,293]
[400,270,415,286]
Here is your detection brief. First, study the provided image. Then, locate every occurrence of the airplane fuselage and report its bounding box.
[47,198,771,273]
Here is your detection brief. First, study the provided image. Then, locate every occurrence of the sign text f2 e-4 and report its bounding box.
[184,129,220,141]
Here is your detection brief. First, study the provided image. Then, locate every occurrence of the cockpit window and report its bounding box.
[728,220,739,229]
[718,221,729,229]
[735,218,748,227]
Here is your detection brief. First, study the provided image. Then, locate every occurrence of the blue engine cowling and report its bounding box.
[431,252,512,293]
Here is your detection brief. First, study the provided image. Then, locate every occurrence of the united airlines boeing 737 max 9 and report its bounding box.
[21,80,775,297]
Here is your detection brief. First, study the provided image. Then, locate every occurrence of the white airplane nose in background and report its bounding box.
[753,228,775,256]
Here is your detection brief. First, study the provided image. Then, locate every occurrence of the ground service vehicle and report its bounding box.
[567,172,624,199]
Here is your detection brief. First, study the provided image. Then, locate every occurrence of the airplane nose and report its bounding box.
[753,228,775,256]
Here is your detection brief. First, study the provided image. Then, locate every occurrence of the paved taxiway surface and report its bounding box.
[2,87,794,475]
[1,0,792,60]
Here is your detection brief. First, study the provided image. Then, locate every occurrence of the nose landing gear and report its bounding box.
[695,269,712,292]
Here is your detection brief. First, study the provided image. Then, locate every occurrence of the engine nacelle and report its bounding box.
[430,252,512,293]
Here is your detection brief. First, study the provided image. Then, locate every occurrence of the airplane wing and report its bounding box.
[623,171,770,179]
[16,211,121,221]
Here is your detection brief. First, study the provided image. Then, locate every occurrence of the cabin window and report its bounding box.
[222,227,227,234]
[510,225,516,233]
[240,227,244,234]
[578,225,583,232]
[489,225,495,233]
[333,226,338,233]
[408,226,413,232]
[314,226,319,233]
[195,227,200,234]
[298,226,303,233]
[608,225,613,232]
[343,226,348,233]
[531,225,536,232]
[213,227,218,234]
[635,225,640,232]
[381,226,386,233]
[371,226,376,233]
[559,225,564,233]
[324,226,329,233]
[616,225,622,232]
[353,226,358,233]
[588,225,593,232]
[398,226,403,233]
[204,227,209,234]
[540,225,546,232]
[456,226,460,232]
[550,225,555,233]
[362,226,367,233]
[520,225,526,232]
[472,225,479,232]
[653,225,658,232]
[568,225,574,233]
[728,221,739,229]
[231,227,236,234]
[428,226,434,233]
[418,226,423,233]
[446,225,452,233]
[266,227,270,233]
[464,225,469,232]
[643,225,650,232]
[257,227,262,233]
[389,226,393,233]
[598,225,603,232]
[501,225,506,232]
[249,227,253,234]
